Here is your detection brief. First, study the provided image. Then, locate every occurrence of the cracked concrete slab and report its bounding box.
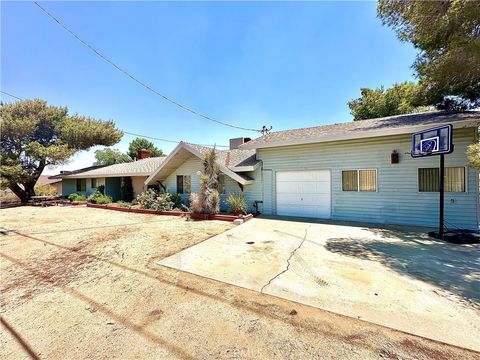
[158,217,480,352]
[260,226,310,293]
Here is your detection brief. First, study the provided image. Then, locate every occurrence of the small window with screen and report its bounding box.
[342,170,377,192]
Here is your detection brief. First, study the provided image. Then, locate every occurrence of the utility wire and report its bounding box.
[0,90,229,148]
[0,90,23,101]
[31,0,266,134]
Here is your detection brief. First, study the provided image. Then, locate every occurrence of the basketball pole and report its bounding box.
[439,154,445,239]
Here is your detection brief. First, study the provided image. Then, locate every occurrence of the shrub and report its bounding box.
[120,177,133,202]
[68,193,86,201]
[169,193,183,209]
[189,193,203,213]
[97,184,105,195]
[134,188,158,209]
[88,191,112,204]
[226,192,247,214]
[134,189,174,211]
[115,201,131,208]
[149,193,174,211]
[95,195,113,204]
[34,183,58,196]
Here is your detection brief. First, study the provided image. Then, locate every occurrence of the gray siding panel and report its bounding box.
[257,128,478,230]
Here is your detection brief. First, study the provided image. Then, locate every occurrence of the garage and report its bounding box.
[276,169,331,218]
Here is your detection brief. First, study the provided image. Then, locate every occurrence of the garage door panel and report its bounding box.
[277,181,330,194]
[276,170,331,219]
[277,204,330,218]
[277,193,330,206]
[277,171,329,182]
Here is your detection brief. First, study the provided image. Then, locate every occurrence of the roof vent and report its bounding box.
[229,137,251,150]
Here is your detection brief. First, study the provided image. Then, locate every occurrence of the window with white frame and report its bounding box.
[342,169,377,192]
[176,175,191,194]
[418,167,465,192]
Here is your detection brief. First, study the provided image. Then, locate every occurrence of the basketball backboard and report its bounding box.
[411,124,453,158]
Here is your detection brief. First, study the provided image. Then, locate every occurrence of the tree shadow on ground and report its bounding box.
[325,228,480,308]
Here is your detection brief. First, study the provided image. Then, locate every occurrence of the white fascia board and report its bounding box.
[144,142,186,185]
[63,173,150,179]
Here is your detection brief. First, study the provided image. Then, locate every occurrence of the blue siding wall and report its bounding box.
[257,128,478,229]
[61,178,106,197]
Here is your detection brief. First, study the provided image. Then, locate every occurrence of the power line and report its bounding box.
[0,90,23,101]
[31,0,267,134]
[0,90,229,148]
[123,131,228,148]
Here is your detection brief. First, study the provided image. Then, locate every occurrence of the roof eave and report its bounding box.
[61,173,151,179]
[229,161,261,172]
[242,119,480,150]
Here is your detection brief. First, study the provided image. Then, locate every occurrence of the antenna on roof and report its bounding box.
[261,126,272,135]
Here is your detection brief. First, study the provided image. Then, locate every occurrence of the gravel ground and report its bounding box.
[0,206,478,360]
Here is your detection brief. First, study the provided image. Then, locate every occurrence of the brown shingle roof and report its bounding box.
[37,175,62,184]
[185,143,259,171]
[57,157,166,178]
[242,111,480,149]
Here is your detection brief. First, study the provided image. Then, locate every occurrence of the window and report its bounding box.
[76,179,86,192]
[91,178,97,189]
[342,170,377,192]
[359,170,377,192]
[342,170,358,191]
[176,175,191,194]
[418,167,465,192]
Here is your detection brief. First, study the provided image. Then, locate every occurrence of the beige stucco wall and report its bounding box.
[53,182,62,195]
[132,176,147,197]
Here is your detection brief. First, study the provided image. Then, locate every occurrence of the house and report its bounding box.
[54,111,480,230]
[50,151,166,200]
[240,111,480,230]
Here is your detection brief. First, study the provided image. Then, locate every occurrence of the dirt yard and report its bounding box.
[1,206,478,360]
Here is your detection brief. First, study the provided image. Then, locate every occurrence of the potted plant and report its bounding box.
[226,192,247,216]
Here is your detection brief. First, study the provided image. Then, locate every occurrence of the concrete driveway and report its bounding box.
[159,217,480,351]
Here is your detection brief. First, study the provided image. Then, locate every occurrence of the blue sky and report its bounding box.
[1,1,418,174]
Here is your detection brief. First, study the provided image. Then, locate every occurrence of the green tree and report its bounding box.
[348,82,432,120]
[127,138,164,159]
[467,142,480,171]
[94,148,132,166]
[377,0,480,104]
[0,99,122,202]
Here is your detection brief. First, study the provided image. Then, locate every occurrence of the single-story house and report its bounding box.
[53,111,480,230]
[50,152,166,200]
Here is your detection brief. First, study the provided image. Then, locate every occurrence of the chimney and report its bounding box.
[229,137,251,150]
[137,149,151,160]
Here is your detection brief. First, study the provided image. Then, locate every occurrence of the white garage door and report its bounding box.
[276,170,331,219]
